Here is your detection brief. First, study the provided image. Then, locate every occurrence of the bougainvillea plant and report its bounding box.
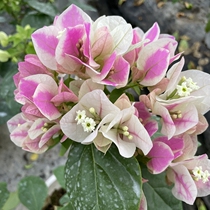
[7,4,210,209]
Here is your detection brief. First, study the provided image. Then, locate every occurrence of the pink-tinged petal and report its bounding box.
[139,191,147,210]
[39,124,60,148]
[87,52,116,80]
[33,84,61,120]
[114,94,131,110]
[60,90,120,142]
[147,141,174,174]
[154,136,184,159]
[101,127,136,158]
[91,26,113,58]
[124,28,142,65]
[168,165,197,204]
[78,79,104,99]
[144,22,160,43]
[60,105,90,142]
[7,113,26,133]
[17,79,39,103]
[56,25,86,70]
[10,123,31,147]
[144,120,158,137]
[23,137,48,154]
[124,115,152,155]
[175,134,198,161]
[134,102,151,120]
[28,118,48,139]
[51,92,78,105]
[153,102,176,139]
[102,56,130,88]
[137,45,170,86]
[163,57,185,97]
[32,26,59,70]
[173,104,198,136]
[55,4,92,29]
[181,70,210,114]
[21,104,44,119]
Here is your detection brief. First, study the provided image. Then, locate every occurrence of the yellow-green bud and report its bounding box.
[0,31,9,47]
[0,50,10,62]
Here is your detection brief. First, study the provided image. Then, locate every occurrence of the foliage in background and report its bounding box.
[0,0,96,125]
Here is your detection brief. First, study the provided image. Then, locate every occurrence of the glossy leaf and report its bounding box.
[65,143,142,210]
[26,0,57,17]
[0,183,9,209]
[53,165,66,189]
[141,166,183,210]
[18,176,48,210]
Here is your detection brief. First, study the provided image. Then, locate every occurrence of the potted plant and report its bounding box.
[2,3,210,210]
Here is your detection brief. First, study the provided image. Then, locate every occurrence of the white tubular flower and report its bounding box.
[75,110,86,124]
[202,170,210,183]
[176,82,192,97]
[185,77,199,91]
[192,166,203,181]
[82,117,96,132]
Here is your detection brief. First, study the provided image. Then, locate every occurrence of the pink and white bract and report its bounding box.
[7,4,210,209]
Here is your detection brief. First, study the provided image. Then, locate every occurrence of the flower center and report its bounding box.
[75,108,99,133]
[167,77,199,99]
[192,166,210,183]
[118,125,133,140]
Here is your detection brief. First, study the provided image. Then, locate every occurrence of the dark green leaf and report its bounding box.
[109,88,125,103]
[18,176,48,210]
[26,0,57,17]
[205,20,210,33]
[59,193,70,206]
[68,0,97,12]
[53,166,66,189]
[142,166,183,210]
[21,13,53,28]
[59,139,73,156]
[65,143,142,210]
[0,183,10,209]
[2,191,20,210]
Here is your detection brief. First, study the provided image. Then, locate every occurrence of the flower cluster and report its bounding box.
[7,4,210,208]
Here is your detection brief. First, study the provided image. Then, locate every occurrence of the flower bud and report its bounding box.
[0,31,9,47]
[0,50,10,62]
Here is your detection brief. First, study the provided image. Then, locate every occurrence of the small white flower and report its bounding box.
[75,110,86,124]
[192,166,203,180]
[82,117,96,132]
[176,82,192,97]
[185,77,199,91]
[202,170,210,183]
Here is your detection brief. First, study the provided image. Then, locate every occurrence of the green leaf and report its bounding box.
[68,0,97,12]
[109,88,125,103]
[2,191,20,210]
[26,0,57,17]
[142,166,183,210]
[65,143,142,210]
[18,176,48,210]
[59,139,73,156]
[205,20,210,33]
[59,193,70,206]
[0,183,10,209]
[58,202,75,210]
[53,165,66,189]
[21,13,53,28]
